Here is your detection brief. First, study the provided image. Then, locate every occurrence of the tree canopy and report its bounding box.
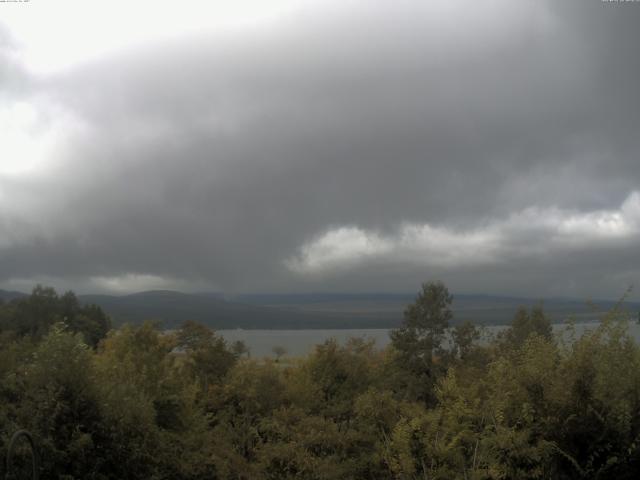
[2,283,640,479]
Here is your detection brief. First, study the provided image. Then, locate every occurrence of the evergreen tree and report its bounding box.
[389,281,453,403]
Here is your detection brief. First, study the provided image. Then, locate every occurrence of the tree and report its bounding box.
[231,340,250,358]
[176,320,238,391]
[272,345,287,362]
[291,338,376,421]
[402,281,453,341]
[504,305,552,349]
[389,281,453,402]
[451,320,480,360]
[92,321,196,478]
[14,324,104,478]
[0,286,110,347]
[61,292,111,348]
[10,285,59,338]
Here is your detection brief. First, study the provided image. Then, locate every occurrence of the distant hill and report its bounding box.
[0,289,28,302]
[231,292,640,326]
[80,290,640,329]
[3,288,637,329]
[77,290,396,329]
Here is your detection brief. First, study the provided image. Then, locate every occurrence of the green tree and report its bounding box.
[389,281,453,403]
[303,338,375,420]
[0,286,110,347]
[176,320,238,392]
[272,345,287,362]
[231,340,250,358]
[93,321,207,479]
[9,285,59,338]
[452,320,480,360]
[504,305,552,349]
[12,324,104,478]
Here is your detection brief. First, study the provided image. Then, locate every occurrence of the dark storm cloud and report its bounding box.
[1,0,640,297]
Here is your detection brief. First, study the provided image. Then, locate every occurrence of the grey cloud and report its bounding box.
[1,1,640,297]
[0,25,24,95]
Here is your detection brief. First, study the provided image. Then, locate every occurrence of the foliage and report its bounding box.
[452,320,481,360]
[501,305,553,350]
[2,283,640,479]
[389,281,454,403]
[0,285,111,347]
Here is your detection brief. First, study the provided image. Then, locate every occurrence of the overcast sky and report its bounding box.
[1,0,639,298]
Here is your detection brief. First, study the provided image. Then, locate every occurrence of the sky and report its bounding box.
[1,0,639,298]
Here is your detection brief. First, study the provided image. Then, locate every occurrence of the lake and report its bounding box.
[218,321,640,358]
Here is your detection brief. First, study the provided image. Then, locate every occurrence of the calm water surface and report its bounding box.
[218,322,640,358]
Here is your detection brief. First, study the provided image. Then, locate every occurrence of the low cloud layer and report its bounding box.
[288,191,640,276]
[1,1,640,298]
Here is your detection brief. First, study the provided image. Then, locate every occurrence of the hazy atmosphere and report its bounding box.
[5,3,640,479]
[1,0,640,299]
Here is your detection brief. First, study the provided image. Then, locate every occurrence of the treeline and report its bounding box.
[1,283,640,479]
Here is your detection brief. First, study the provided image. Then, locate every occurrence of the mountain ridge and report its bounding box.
[2,289,638,329]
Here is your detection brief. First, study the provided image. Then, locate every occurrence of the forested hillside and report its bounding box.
[1,283,640,479]
[5,288,635,329]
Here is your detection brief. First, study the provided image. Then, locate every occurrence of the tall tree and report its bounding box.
[176,320,238,392]
[0,286,110,347]
[451,320,480,360]
[389,281,453,403]
[504,305,552,349]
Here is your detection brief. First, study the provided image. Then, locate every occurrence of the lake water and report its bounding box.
[218,321,640,358]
